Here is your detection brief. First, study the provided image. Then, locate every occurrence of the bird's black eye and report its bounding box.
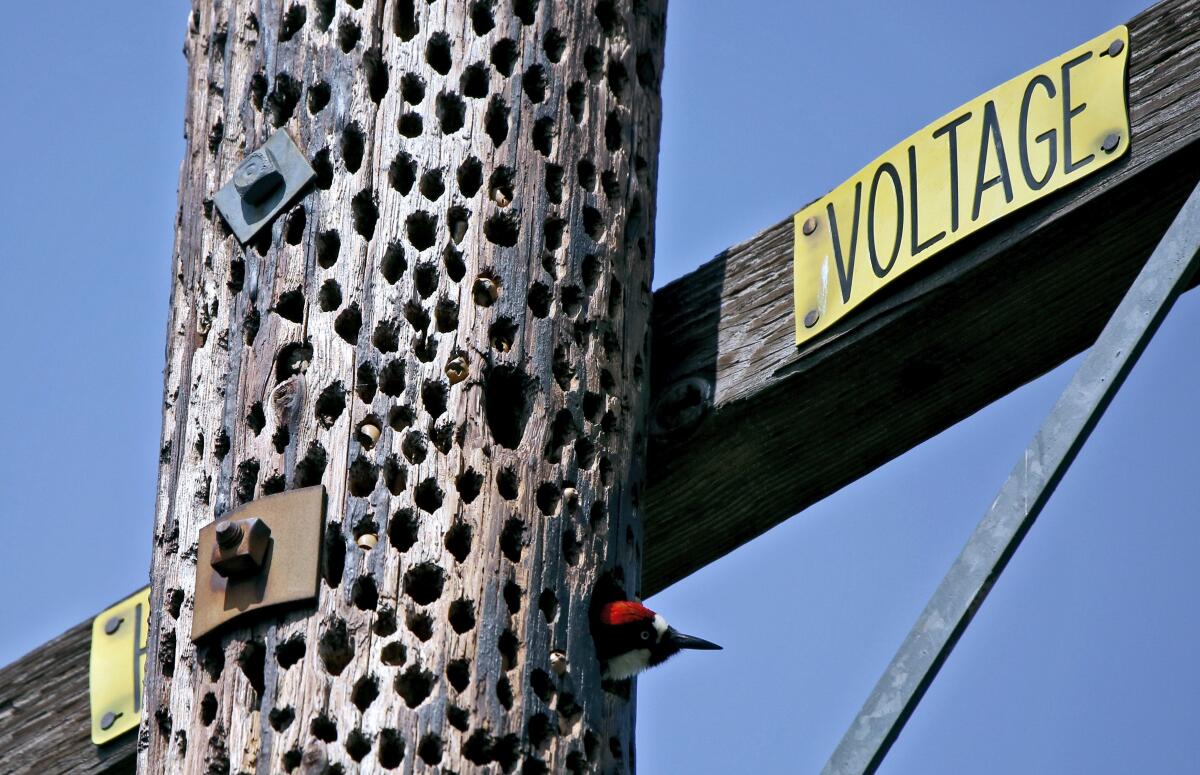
[640,630,651,640]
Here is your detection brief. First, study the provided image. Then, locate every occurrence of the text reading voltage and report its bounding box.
[793,26,1130,345]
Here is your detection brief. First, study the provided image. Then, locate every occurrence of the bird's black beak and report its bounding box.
[665,626,722,651]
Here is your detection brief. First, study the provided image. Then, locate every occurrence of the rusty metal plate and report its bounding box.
[192,486,326,640]
[89,586,150,745]
[794,25,1130,346]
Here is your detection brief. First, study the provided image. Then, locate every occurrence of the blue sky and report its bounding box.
[2,1,1196,773]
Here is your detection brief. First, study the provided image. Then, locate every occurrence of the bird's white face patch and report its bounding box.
[605,648,652,680]
[652,614,668,641]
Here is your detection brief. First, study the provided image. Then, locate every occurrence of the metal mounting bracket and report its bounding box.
[213,130,315,244]
[191,486,326,640]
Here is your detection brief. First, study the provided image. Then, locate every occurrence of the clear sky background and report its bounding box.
[1,1,1195,773]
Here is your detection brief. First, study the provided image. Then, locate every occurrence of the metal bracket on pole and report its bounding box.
[822,176,1200,775]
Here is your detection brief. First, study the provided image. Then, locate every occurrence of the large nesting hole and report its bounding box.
[317,617,353,675]
[395,665,434,708]
[338,18,361,52]
[296,441,327,487]
[419,170,445,202]
[522,64,548,103]
[236,459,260,502]
[437,92,466,134]
[485,97,509,147]
[267,73,302,127]
[379,360,406,396]
[497,675,514,709]
[446,659,471,692]
[378,728,405,768]
[387,405,415,432]
[434,298,458,332]
[447,207,470,245]
[316,229,341,267]
[348,456,378,497]
[430,419,455,454]
[398,112,423,137]
[268,706,295,732]
[567,81,586,123]
[280,4,306,42]
[444,521,472,562]
[545,163,564,204]
[544,216,566,251]
[275,341,313,381]
[530,668,554,703]
[561,284,584,316]
[200,692,217,725]
[488,316,516,352]
[402,430,428,464]
[532,116,555,156]
[237,640,266,701]
[544,28,567,61]
[314,0,335,30]
[536,481,561,515]
[443,245,466,281]
[250,71,268,110]
[527,282,551,318]
[607,59,630,102]
[514,0,538,24]
[562,529,582,565]
[352,189,378,239]
[319,279,342,312]
[457,157,483,197]
[407,610,433,641]
[414,478,443,513]
[322,520,346,587]
[488,166,515,207]
[538,589,558,622]
[455,468,483,504]
[426,33,452,74]
[491,38,518,76]
[351,675,379,712]
[341,123,365,173]
[404,300,431,332]
[404,562,445,605]
[448,599,476,633]
[275,287,304,323]
[606,110,623,150]
[310,714,338,743]
[400,72,425,105]
[470,0,494,34]
[312,148,333,189]
[381,640,407,666]
[484,365,536,448]
[307,81,330,114]
[364,47,389,103]
[389,151,417,194]
[581,254,602,290]
[371,319,400,352]
[334,303,362,344]
[462,62,488,98]
[528,713,551,748]
[383,455,406,496]
[393,0,417,40]
[422,379,448,417]
[412,262,438,297]
[276,635,306,668]
[582,206,605,240]
[496,466,519,500]
[503,579,523,614]
[246,402,266,436]
[406,211,437,250]
[284,207,306,246]
[388,507,418,552]
[484,211,519,247]
[381,241,406,283]
[417,734,443,765]
[500,516,525,563]
[315,382,347,428]
[498,628,519,670]
[345,729,371,762]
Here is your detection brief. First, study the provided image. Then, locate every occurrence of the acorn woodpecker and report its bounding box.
[592,600,722,680]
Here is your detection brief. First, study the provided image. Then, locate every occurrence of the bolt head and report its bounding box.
[211,517,272,578]
[804,309,820,328]
[1102,132,1121,154]
[104,616,123,636]
[233,149,284,206]
[215,520,244,549]
[802,216,819,236]
[1107,39,1125,57]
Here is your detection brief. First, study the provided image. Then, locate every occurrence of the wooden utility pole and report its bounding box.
[140,1,666,773]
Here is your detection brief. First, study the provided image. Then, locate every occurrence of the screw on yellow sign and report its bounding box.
[793,26,1130,346]
[89,586,150,745]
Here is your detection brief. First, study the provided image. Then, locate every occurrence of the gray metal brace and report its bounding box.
[823,176,1200,775]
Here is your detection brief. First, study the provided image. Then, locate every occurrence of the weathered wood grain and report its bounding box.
[0,618,134,775]
[141,1,666,774]
[641,0,1200,596]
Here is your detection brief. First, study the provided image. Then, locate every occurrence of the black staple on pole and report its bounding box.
[822,175,1200,775]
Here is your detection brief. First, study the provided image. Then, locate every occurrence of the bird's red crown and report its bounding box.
[599,600,657,626]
